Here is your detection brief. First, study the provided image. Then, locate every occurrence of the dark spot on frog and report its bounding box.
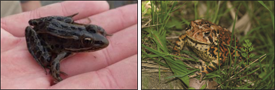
[51,21,60,27]
[47,26,56,32]
[59,39,67,44]
[32,45,39,51]
[60,24,69,29]
[40,40,47,46]
[56,30,66,34]
[206,67,213,72]
[29,19,39,26]
[54,44,62,49]
[201,66,204,70]
[55,63,60,71]
[77,27,84,31]
[189,24,192,28]
[56,17,63,21]
[36,51,42,56]
[70,26,76,30]
[208,36,213,43]
[64,19,73,23]
[86,25,96,33]
[45,36,53,42]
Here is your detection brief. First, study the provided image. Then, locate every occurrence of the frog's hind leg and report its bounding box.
[50,52,72,82]
[190,46,225,82]
[25,26,51,75]
[189,59,218,82]
[188,60,207,82]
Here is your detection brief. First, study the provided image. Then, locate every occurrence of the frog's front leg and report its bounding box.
[172,34,187,56]
[50,52,71,82]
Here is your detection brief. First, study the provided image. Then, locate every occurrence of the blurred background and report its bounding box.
[1,1,137,17]
[40,1,137,9]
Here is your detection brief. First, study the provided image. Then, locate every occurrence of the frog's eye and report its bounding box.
[56,17,63,21]
[204,31,210,37]
[83,38,93,44]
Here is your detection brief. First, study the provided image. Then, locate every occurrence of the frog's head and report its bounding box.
[86,25,109,48]
[186,19,220,44]
[80,25,109,51]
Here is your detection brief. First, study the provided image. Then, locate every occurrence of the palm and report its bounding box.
[1,1,137,89]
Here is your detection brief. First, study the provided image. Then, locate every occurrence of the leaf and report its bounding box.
[241,48,246,52]
[242,53,247,57]
[242,43,247,47]
[200,84,207,89]
[249,46,254,52]
[247,42,252,47]
[259,68,267,79]
[249,53,255,58]
[245,39,249,43]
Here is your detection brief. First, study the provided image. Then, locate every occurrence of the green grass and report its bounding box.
[142,1,274,89]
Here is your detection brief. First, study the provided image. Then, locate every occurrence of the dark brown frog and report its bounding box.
[25,13,109,83]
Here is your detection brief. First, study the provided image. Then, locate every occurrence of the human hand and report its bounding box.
[1,1,137,89]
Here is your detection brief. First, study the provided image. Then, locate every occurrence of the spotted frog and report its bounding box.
[173,19,243,82]
[25,13,109,82]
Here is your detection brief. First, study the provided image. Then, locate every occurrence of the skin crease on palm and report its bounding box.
[1,1,137,89]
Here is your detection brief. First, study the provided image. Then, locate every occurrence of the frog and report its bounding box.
[25,13,109,83]
[172,19,244,82]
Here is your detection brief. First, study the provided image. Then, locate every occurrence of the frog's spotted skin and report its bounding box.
[172,19,244,82]
[25,13,109,83]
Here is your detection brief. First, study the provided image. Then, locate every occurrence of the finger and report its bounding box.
[60,24,137,76]
[50,54,137,89]
[1,1,109,37]
[78,4,137,34]
[1,28,24,52]
[106,24,137,64]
